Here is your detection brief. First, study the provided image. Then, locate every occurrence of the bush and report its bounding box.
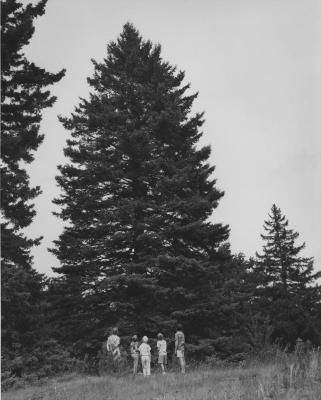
[1,339,75,391]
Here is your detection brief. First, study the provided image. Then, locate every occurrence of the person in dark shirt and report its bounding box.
[175,323,185,374]
[130,335,139,375]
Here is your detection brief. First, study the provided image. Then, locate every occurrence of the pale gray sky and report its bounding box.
[23,0,321,276]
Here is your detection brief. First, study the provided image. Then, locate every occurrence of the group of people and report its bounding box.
[106,324,186,376]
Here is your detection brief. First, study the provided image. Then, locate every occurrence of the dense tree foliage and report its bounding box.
[251,204,321,345]
[1,0,65,379]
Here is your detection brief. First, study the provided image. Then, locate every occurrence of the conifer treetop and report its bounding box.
[256,204,319,290]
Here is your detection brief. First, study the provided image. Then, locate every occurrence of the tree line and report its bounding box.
[1,0,321,383]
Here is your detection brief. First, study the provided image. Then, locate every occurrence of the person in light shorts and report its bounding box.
[156,333,167,375]
[138,336,151,376]
[175,324,185,373]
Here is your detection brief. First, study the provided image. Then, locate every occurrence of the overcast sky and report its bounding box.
[23,0,321,276]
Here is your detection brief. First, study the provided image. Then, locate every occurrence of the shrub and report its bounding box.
[1,339,75,390]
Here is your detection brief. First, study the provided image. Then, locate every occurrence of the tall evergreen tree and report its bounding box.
[1,0,65,371]
[1,0,65,267]
[252,204,321,345]
[52,23,235,358]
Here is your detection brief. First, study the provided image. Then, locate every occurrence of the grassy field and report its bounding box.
[3,360,321,400]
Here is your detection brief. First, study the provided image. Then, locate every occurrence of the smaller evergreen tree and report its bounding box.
[252,204,321,345]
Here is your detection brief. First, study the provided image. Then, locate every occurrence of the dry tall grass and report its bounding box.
[3,350,321,400]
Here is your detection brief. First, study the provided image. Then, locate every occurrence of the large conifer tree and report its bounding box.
[1,0,65,368]
[52,24,233,357]
[1,0,65,267]
[253,204,321,344]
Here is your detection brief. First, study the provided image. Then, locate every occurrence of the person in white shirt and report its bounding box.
[106,327,121,361]
[138,336,151,376]
[156,333,167,375]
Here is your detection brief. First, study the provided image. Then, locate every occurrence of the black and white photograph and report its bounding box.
[1,0,321,398]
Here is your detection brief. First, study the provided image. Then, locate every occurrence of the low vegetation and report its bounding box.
[3,348,321,400]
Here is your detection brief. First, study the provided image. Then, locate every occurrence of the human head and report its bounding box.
[142,336,148,343]
[177,323,183,331]
[132,335,138,341]
[112,327,118,335]
[157,333,163,340]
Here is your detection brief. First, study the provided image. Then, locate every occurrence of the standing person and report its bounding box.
[175,324,186,374]
[138,336,151,376]
[130,335,140,375]
[106,327,121,363]
[156,333,167,375]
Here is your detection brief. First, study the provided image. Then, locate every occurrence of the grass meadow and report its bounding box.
[3,350,321,400]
